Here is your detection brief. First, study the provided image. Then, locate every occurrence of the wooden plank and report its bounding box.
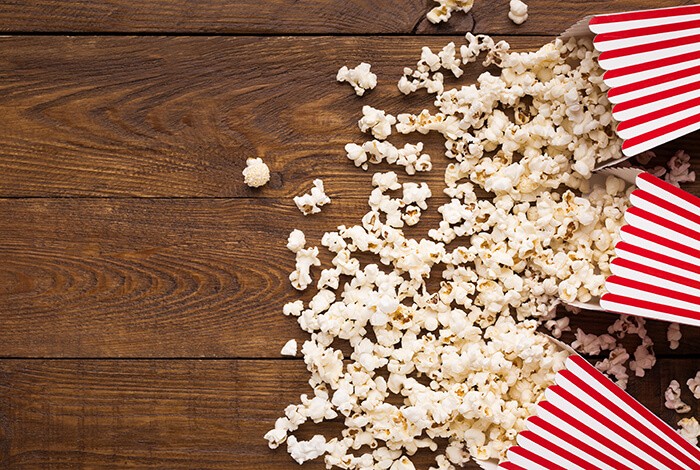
[0,0,691,34]
[2,35,697,198]
[1,197,699,358]
[0,358,688,468]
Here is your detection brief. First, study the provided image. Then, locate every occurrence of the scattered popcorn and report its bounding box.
[665,380,691,414]
[242,157,270,188]
[668,323,682,350]
[281,339,298,356]
[358,105,397,140]
[337,62,377,96]
[688,371,700,400]
[678,417,700,446]
[666,150,696,187]
[269,27,696,469]
[294,179,331,215]
[427,0,474,24]
[508,0,528,25]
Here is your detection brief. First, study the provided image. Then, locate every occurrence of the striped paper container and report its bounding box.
[584,4,700,157]
[497,354,700,470]
[600,171,700,327]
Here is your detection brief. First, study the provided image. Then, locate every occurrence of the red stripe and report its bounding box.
[600,33,700,60]
[559,370,688,469]
[527,415,625,469]
[620,225,700,260]
[622,110,700,156]
[608,64,700,99]
[590,5,700,25]
[518,429,594,469]
[603,50,700,79]
[507,445,567,470]
[539,398,652,469]
[614,79,700,114]
[607,275,700,306]
[596,18,700,43]
[570,355,700,463]
[639,172,700,210]
[601,293,700,322]
[497,462,525,470]
[612,257,700,291]
[617,94,700,132]
[626,206,700,245]
[615,241,700,276]
[633,188,700,227]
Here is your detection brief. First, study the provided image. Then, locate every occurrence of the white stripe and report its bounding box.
[624,210,700,252]
[555,372,689,470]
[590,13,700,34]
[608,72,700,104]
[603,58,700,89]
[618,229,698,265]
[526,419,614,470]
[636,173,700,214]
[564,357,700,469]
[600,297,700,327]
[613,86,700,122]
[623,120,700,156]
[543,389,647,470]
[599,43,700,71]
[595,27,700,52]
[614,245,698,279]
[605,281,700,312]
[630,191,700,234]
[610,263,700,297]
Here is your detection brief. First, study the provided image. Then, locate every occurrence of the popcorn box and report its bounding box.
[600,170,700,327]
[588,5,700,157]
[497,354,700,470]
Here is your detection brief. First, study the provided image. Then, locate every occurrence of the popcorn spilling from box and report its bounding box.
[269,5,699,469]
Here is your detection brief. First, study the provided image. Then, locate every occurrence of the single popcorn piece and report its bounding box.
[294,179,331,215]
[508,0,528,25]
[687,371,700,399]
[665,380,691,414]
[678,417,700,446]
[280,339,298,356]
[427,0,474,24]
[667,323,682,350]
[358,105,396,140]
[242,157,270,188]
[337,62,377,96]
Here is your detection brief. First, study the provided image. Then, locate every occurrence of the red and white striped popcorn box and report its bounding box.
[497,354,700,470]
[563,5,700,158]
[599,170,700,327]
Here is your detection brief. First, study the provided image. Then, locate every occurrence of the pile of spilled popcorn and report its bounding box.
[261,19,698,470]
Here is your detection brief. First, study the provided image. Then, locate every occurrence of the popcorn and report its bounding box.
[337,62,377,96]
[347,141,431,174]
[358,105,396,140]
[668,323,682,350]
[427,0,474,24]
[294,179,331,215]
[242,157,270,188]
[287,229,306,253]
[508,0,528,25]
[678,417,700,446]
[287,435,328,464]
[665,150,696,187]
[665,380,691,414]
[290,246,321,291]
[687,371,700,400]
[281,339,298,356]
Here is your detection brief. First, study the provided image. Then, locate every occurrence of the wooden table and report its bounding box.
[0,1,698,468]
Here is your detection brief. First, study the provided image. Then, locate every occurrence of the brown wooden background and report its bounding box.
[0,1,698,468]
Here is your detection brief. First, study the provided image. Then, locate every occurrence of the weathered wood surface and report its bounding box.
[0,0,694,34]
[0,358,682,469]
[1,35,697,198]
[1,197,699,358]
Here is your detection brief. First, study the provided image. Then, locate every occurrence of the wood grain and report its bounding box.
[0,0,694,34]
[1,35,698,198]
[1,197,699,358]
[0,358,686,469]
